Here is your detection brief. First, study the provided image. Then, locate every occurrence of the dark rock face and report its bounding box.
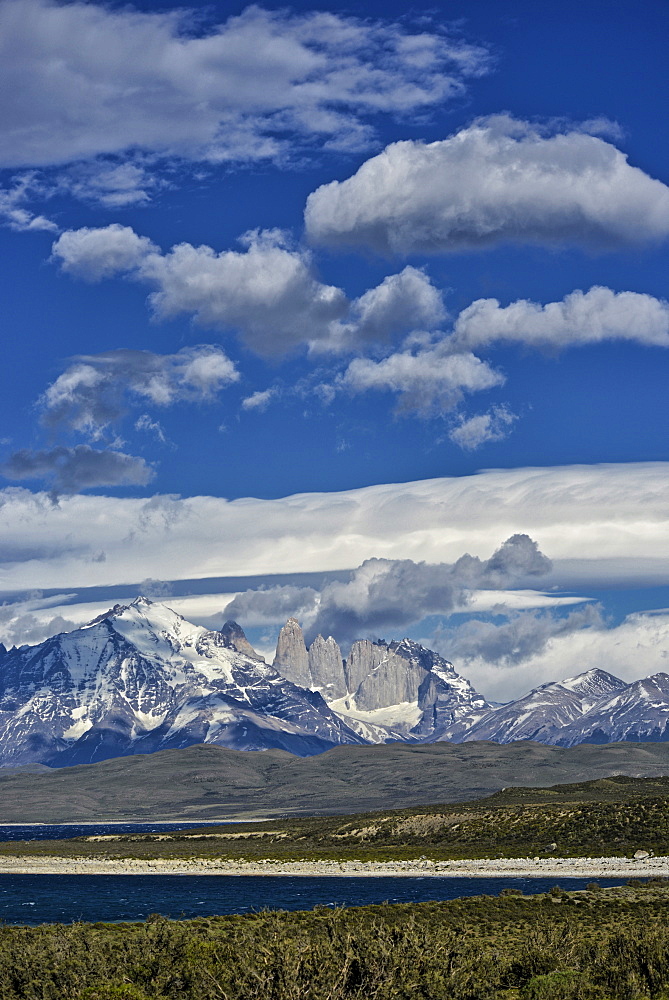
[273,623,346,697]
[343,637,489,738]
[0,599,364,767]
[344,639,389,697]
[219,620,264,661]
[271,624,490,742]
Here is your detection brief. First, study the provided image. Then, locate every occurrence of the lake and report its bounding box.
[0,822,232,841]
[0,875,632,925]
[0,825,634,925]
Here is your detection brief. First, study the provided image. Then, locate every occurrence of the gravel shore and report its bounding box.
[0,856,667,877]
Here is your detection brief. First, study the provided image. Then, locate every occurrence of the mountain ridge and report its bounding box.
[0,596,668,767]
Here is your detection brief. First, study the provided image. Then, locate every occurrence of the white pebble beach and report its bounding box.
[0,856,667,878]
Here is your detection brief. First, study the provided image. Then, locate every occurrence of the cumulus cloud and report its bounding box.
[0,173,57,232]
[0,0,489,170]
[339,344,503,415]
[224,533,551,645]
[327,283,669,418]
[449,405,517,450]
[436,609,669,702]
[1,445,154,493]
[318,266,447,353]
[51,224,158,281]
[0,592,78,648]
[40,346,239,439]
[140,230,348,357]
[52,226,447,357]
[51,224,669,377]
[433,603,605,667]
[305,116,669,253]
[452,286,669,351]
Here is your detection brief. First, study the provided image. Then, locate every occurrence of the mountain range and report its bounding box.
[0,597,667,767]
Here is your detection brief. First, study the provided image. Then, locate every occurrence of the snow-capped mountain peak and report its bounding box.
[558,668,626,701]
[0,600,364,767]
[2,605,669,765]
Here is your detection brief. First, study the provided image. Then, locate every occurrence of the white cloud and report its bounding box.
[51,225,669,369]
[52,224,158,281]
[305,116,669,253]
[0,173,57,231]
[1,462,669,593]
[56,161,159,208]
[453,286,669,351]
[52,226,447,357]
[0,592,78,648]
[465,590,591,613]
[445,610,669,702]
[0,0,489,170]
[242,388,279,411]
[449,405,517,450]
[0,588,590,650]
[433,604,605,669]
[40,346,239,440]
[135,415,167,444]
[140,229,348,357]
[318,266,447,353]
[339,345,503,415]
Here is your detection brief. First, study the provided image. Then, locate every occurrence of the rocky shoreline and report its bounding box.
[0,855,667,877]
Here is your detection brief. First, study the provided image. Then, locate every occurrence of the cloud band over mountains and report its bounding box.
[0,463,668,593]
[225,533,551,646]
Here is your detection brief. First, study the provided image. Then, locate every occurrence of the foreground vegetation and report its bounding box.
[3,882,669,998]
[4,775,669,862]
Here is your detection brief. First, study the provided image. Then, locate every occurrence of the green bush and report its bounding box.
[520,970,604,999]
[0,885,667,998]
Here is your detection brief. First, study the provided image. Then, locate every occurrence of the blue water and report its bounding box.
[0,823,230,841]
[0,875,631,925]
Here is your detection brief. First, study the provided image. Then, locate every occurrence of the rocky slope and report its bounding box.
[272,620,490,741]
[445,669,627,744]
[0,599,363,766]
[271,623,669,749]
[2,602,669,768]
[551,673,669,746]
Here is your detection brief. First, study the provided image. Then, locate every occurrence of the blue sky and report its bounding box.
[0,0,668,699]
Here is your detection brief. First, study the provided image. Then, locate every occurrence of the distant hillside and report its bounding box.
[7,770,669,863]
[3,739,669,822]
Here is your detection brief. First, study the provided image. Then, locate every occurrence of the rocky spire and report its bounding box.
[308,634,346,699]
[273,617,310,688]
[219,621,264,662]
